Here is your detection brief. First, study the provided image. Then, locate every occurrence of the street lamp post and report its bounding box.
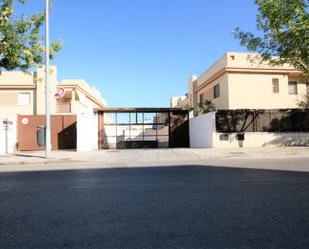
[45,0,51,158]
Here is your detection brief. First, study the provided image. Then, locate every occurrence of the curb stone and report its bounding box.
[0,158,82,166]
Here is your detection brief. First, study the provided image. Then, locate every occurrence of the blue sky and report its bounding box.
[19,0,258,107]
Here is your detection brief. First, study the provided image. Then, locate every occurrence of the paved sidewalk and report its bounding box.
[1,147,309,166]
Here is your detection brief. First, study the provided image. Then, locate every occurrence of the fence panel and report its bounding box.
[216,109,309,133]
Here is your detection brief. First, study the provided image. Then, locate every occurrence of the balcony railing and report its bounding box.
[56,102,71,113]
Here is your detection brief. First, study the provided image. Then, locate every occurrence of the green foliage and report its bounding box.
[297,93,309,108]
[234,0,309,80]
[181,103,194,111]
[0,0,62,72]
[193,100,216,117]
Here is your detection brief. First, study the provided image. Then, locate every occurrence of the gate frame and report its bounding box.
[94,108,189,149]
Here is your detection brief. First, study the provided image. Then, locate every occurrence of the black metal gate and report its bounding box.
[96,108,189,149]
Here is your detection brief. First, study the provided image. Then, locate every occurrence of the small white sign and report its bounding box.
[21,117,29,125]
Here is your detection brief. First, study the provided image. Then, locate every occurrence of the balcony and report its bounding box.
[56,102,71,113]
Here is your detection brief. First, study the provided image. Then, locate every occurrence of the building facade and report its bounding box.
[170,95,189,108]
[0,66,107,119]
[0,66,106,153]
[174,52,308,110]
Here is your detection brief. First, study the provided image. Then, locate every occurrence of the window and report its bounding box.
[18,93,30,106]
[199,93,204,104]
[288,81,298,95]
[272,78,279,93]
[213,84,220,98]
[56,102,71,113]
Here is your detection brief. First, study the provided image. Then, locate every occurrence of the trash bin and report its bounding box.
[37,125,46,147]
[236,132,245,148]
[236,132,245,141]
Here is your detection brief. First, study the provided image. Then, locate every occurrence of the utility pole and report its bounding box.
[45,0,51,158]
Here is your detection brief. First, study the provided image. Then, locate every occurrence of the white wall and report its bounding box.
[214,132,309,148]
[0,118,17,155]
[189,112,215,148]
[77,113,98,151]
[189,111,309,148]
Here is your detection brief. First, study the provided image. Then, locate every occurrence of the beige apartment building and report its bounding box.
[170,95,189,108]
[0,66,106,119]
[172,52,308,109]
[0,66,107,153]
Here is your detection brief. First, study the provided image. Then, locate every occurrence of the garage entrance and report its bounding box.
[96,108,189,149]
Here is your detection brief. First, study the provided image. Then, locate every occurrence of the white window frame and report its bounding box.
[213,84,220,99]
[288,81,298,95]
[199,93,204,104]
[272,78,279,93]
[18,93,31,106]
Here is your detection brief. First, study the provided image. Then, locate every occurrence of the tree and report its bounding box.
[180,103,193,111]
[193,100,216,117]
[234,0,309,80]
[0,0,61,72]
[298,93,309,108]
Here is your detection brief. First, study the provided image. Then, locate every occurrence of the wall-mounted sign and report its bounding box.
[55,87,65,99]
[21,117,29,125]
[3,120,13,125]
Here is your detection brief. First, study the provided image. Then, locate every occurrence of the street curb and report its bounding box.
[0,157,309,173]
[1,153,309,167]
[0,158,82,166]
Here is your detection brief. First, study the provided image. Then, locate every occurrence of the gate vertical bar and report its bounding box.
[168,111,172,148]
[98,111,104,149]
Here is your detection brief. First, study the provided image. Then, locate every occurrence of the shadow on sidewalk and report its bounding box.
[12,153,46,159]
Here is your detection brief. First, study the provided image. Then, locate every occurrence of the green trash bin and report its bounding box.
[37,125,46,147]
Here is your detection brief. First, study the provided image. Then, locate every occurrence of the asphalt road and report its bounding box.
[0,165,308,249]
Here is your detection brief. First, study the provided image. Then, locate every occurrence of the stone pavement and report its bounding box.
[0,147,309,167]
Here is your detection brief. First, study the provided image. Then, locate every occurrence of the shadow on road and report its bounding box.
[0,165,308,249]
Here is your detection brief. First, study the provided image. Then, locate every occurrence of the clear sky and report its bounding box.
[19,0,259,107]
